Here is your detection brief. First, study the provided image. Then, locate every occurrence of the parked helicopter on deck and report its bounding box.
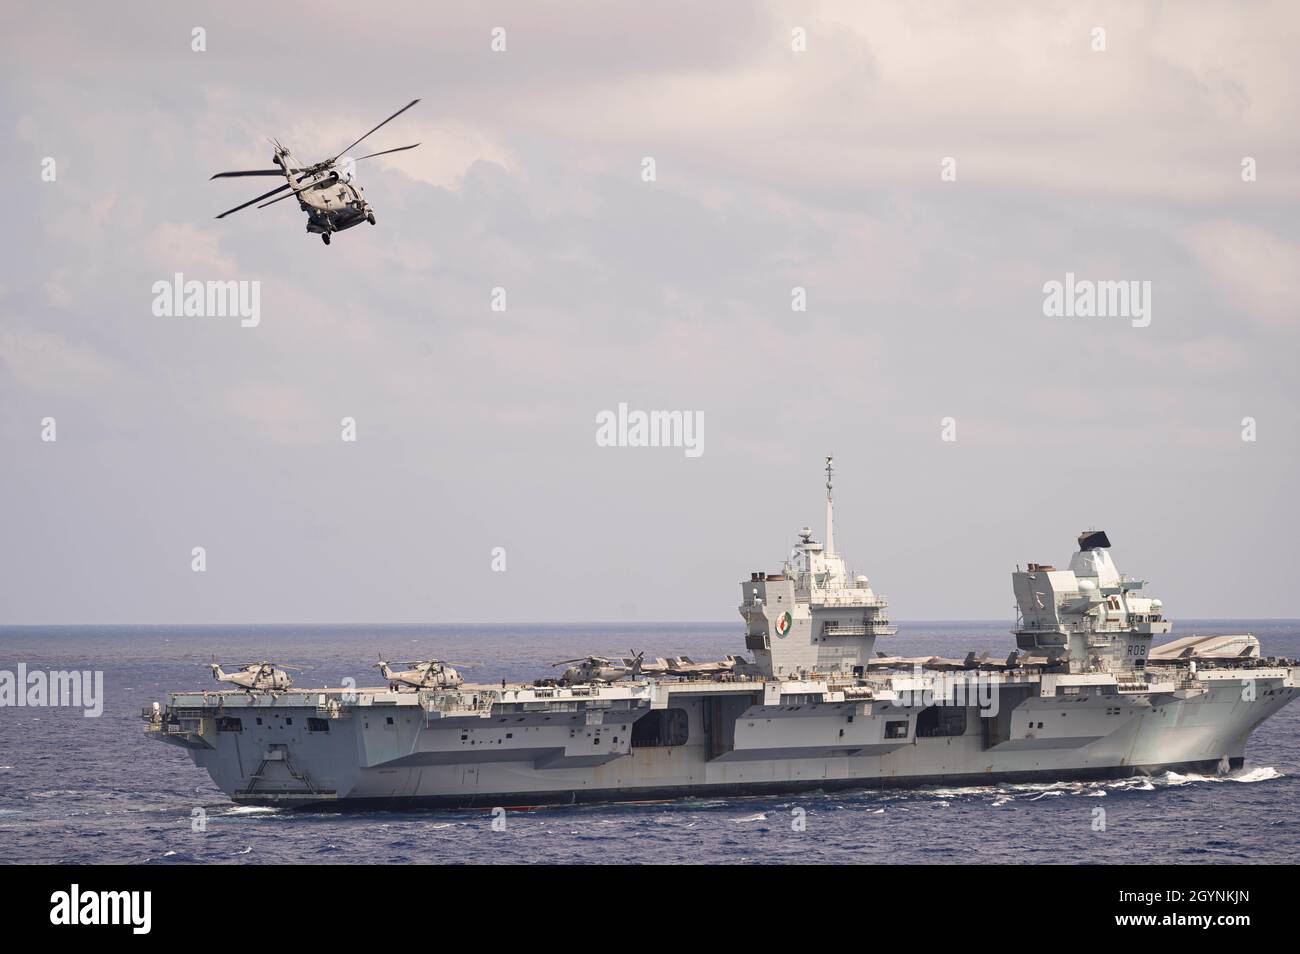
[544,653,648,686]
[208,660,301,693]
[374,656,464,691]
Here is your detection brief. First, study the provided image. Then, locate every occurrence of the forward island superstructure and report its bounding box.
[145,462,1298,809]
[741,457,897,678]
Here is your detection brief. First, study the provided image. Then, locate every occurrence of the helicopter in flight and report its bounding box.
[209,660,301,693]
[211,99,422,245]
[549,652,646,686]
[373,656,464,691]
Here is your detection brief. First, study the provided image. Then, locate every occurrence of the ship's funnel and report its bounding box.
[1077,530,1111,551]
[1070,531,1120,586]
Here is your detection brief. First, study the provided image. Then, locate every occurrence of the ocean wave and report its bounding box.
[27,789,102,799]
[859,766,1284,807]
[143,849,202,864]
[1162,766,1283,785]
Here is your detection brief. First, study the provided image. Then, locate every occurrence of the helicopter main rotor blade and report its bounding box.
[215,183,291,219]
[256,190,299,210]
[330,99,420,163]
[353,142,421,162]
[256,172,338,209]
[211,169,289,179]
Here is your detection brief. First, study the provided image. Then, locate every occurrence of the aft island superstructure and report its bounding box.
[145,462,1298,809]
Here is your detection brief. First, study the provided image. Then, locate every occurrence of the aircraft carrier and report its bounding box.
[144,461,1298,809]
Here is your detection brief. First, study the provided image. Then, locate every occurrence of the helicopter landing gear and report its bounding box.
[321,232,331,245]
[366,212,376,225]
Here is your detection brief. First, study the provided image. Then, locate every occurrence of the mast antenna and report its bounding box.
[825,455,835,557]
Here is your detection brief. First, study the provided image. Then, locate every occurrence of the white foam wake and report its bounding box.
[1161,766,1283,786]
[891,765,1283,806]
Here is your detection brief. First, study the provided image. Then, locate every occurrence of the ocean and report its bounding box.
[1,621,1297,865]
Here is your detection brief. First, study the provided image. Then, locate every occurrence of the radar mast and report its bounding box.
[825,455,835,557]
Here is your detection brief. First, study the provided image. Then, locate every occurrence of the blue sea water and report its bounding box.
[1,621,1297,865]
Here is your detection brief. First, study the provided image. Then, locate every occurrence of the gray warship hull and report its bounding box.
[145,468,1300,810]
[147,665,1295,810]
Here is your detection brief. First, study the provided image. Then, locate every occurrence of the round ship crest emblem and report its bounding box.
[774,610,793,638]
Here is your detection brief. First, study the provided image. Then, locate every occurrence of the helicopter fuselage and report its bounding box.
[375,660,463,691]
[212,100,419,243]
[210,663,293,692]
[273,147,373,239]
[210,99,418,243]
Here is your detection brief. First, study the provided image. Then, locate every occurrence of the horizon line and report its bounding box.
[3,617,1299,629]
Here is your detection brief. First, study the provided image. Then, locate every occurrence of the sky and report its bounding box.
[1,1,1298,625]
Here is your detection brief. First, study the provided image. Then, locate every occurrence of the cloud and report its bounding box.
[145,222,238,275]
[0,329,122,394]
[3,1,1300,622]
[223,381,322,443]
[1176,335,1251,373]
[1184,220,1300,327]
